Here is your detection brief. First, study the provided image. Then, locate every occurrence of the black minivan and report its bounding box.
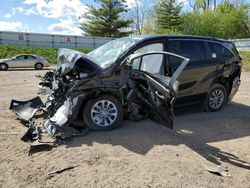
[118,35,241,111]
[11,35,242,139]
[143,35,242,111]
[88,35,242,112]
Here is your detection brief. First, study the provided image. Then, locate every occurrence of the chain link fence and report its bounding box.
[231,39,250,51]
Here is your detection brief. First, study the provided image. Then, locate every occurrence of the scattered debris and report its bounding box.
[48,165,79,176]
[202,163,232,177]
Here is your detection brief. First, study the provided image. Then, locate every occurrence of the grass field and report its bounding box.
[0,45,92,65]
[0,45,249,71]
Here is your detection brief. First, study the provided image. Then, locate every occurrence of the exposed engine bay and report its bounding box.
[10,49,189,146]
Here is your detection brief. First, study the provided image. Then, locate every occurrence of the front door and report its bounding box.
[127,52,189,128]
[12,55,26,67]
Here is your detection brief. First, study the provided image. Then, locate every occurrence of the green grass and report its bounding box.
[0,45,93,65]
[239,51,250,71]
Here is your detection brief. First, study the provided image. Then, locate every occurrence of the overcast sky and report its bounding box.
[0,0,225,35]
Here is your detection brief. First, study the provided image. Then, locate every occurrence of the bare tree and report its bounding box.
[188,0,208,12]
[188,0,197,11]
[128,0,150,35]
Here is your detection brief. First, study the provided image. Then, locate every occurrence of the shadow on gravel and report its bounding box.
[65,101,250,170]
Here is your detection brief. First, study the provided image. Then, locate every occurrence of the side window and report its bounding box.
[15,55,25,60]
[134,43,163,54]
[168,40,206,61]
[208,42,234,60]
[27,55,35,59]
[140,54,164,74]
[130,43,164,74]
[168,40,206,71]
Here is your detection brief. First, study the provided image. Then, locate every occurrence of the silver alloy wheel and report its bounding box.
[90,100,118,127]
[209,89,224,109]
[0,64,7,70]
[36,63,43,69]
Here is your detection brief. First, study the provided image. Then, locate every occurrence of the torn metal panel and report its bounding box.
[202,163,232,177]
[9,97,43,121]
[21,118,40,142]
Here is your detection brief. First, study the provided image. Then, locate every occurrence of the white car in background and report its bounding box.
[0,54,49,70]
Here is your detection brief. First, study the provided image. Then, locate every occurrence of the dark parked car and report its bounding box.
[10,35,241,144]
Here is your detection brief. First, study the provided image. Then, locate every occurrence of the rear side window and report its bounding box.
[168,40,206,61]
[208,42,234,60]
[27,55,36,59]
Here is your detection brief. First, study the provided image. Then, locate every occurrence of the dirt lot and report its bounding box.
[0,69,249,188]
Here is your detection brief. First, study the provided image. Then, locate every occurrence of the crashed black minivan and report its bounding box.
[10,35,241,143]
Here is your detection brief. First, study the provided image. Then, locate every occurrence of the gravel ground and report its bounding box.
[0,69,249,188]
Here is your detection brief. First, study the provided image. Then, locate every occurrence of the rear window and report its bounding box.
[208,42,234,60]
[224,42,239,58]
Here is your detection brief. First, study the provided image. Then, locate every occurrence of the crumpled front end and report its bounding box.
[9,49,97,145]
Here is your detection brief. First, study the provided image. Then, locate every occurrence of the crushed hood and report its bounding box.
[56,48,102,76]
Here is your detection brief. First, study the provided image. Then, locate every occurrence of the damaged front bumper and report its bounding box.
[10,97,44,121]
[10,84,88,146]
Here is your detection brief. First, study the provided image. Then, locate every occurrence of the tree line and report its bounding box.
[80,0,250,39]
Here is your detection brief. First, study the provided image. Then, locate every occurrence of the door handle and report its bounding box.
[155,91,165,99]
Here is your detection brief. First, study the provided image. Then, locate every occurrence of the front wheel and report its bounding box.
[0,63,8,71]
[203,83,228,112]
[83,95,124,131]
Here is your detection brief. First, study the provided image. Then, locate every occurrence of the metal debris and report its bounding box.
[202,163,232,177]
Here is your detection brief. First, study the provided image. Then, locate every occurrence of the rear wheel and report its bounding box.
[83,95,123,131]
[0,63,8,71]
[35,63,43,70]
[204,83,228,112]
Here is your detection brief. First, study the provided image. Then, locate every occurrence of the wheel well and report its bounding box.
[77,89,123,120]
[0,63,8,67]
[213,69,240,94]
[213,77,229,93]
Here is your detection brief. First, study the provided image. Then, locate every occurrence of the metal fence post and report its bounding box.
[93,37,96,49]
[52,35,54,48]
[26,33,29,47]
[74,36,77,48]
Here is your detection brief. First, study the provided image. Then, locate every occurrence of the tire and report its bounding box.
[83,95,124,131]
[35,63,43,70]
[203,83,228,112]
[0,63,8,71]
